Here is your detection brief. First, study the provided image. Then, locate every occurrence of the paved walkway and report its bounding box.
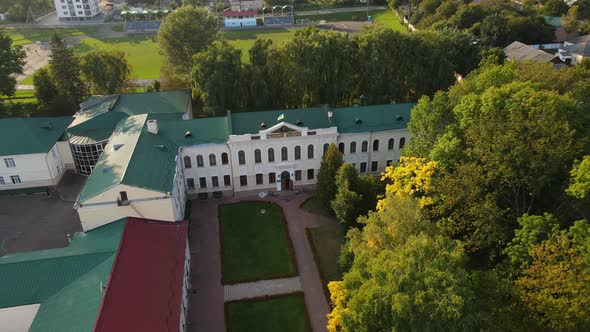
[224,277,302,301]
[188,191,330,332]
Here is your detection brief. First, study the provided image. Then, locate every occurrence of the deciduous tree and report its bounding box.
[317,144,343,208]
[0,29,26,99]
[81,50,133,95]
[47,34,85,112]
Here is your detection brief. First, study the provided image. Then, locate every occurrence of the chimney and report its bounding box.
[147,119,158,134]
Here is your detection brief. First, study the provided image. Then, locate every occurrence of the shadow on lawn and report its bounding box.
[221,27,291,41]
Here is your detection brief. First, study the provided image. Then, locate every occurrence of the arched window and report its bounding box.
[350,142,356,153]
[338,143,345,154]
[268,148,275,162]
[196,155,204,167]
[183,156,191,168]
[221,153,229,165]
[308,144,314,159]
[373,140,379,152]
[399,137,406,149]
[294,146,301,160]
[238,150,245,165]
[254,149,262,163]
[281,147,288,161]
[209,154,216,166]
[323,143,329,155]
[361,141,368,152]
[388,138,394,150]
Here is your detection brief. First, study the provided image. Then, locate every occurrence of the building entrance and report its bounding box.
[280,171,293,190]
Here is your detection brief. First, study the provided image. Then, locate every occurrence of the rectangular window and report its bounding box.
[199,177,207,189]
[256,173,263,185]
[223,175,231,186]
[240,175,248,187]
[4,158,15,168]
[186,178,195,190]
[295,170,302,181]
[119,191,128,201]
[212,176,219,187]
[387,160,393,167]
[360,162,367,173]
[307,169,314,180]
[0,176,4,185]
[269,172,276,184]
[371,161,378,172]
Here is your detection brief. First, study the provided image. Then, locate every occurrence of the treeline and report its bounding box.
[391,0,555,47]
[327,60,590,330]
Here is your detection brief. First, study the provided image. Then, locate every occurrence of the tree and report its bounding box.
[316,144,343,208]
[563,5,581,33]
[47,34,85,112]
[190,40,242,116]
[540,0,569,16]
[567,156,590,200]
[32,67,58,109]
[332,163,363,228]
[158,6,218,76]
[479,15,511,47]
[504,213,560,267]
[80,50,133,95]
[0,29,26,99]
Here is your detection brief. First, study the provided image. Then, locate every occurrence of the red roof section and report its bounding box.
[223,10,257,17]
[94,218,188,332]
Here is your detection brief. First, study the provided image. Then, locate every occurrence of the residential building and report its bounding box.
[230,0,264,11]
[223,10,257,27]
[0,117,73,193]
[0,217,189,332]
[53,0,101,21]
[503,41,564,67]
[557,38,590,65]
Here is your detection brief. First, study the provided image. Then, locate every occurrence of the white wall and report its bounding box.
[53,0,101,19]
[338,129,408,174]
[56,141,75,170]
[181,143,233,195]
[0,304,40,332]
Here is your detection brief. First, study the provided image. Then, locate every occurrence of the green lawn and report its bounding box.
[1,90,36,104]
[5,27,97,46]
[219,201,296,284]
[222,28,297,63]
[296,9,406,32]
[226,294,310,332]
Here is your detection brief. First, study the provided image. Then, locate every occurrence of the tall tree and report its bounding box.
[0,29,26,99]
[32,67,58,109]
[332,163,363,229]
[158,6,218,76]
[317,144,344,208]
[80,50,133,95]
[190,40,242,116]
[47,34,85,112]
[567,156,590,200]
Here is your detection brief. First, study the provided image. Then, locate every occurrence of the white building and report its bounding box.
[0,117,74,193]
[53,0,101,21]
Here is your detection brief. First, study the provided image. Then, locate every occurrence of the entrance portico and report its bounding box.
[276,168,295,191]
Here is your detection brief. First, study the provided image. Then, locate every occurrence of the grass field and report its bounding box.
[219,202,296,284]
[5,27,97,46]
[0,90,36,104]
[296,9,406,31]
[222,28,297,62]
[226,294,310,332]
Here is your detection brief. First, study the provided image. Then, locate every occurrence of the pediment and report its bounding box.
[271,125,299,134]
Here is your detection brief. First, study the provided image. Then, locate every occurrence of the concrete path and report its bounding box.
[224,276,302,301]
[187,191,330,332]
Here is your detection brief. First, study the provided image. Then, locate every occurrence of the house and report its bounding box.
[503,41,563,66]
[52,0,101,21]
[230,0,264,11]
[557,37,590,65]
[0,217,189,332]
[223,10,257,27]
[0,117,73,193]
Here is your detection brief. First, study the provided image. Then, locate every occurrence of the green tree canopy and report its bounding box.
[317,144,344,208]
[80,50,133,95]
[0,29,26,99]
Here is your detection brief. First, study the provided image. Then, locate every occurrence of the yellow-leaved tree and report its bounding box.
[327,281,346,332]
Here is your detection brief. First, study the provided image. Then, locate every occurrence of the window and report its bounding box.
[350,142,356,154]
[224,175,231,186]
[77,4,81,8]
[183,156,192,168]
[254,149,262,163]
[338,143,345,154]
[238,150,245,165]
[119,191,128,201]
[281,147,288,161]
[196,155,204,167]
[361,141,368,152]
[221,153,229,165]
[212,176,219,187]
[0,176,4,185]
[371,161,378,172]
[323,143,329,155]
[269,172,276,184]
[209,154,216,166]
[295,170,302,181]
[307,169,314,180]
[387,160,393,167]
[294,146,301,160]
[360,162,367,173]
[268,148,275,162]
[4,158,15,168]
[388,138,395,150]
[307,144,314,159]
[10,175,21,184]
[399,137,406,149]
[186,178,195,190]
[199,177,207,188]
[240,175,248,186]
[373,140,379,151]
[256,173,263,185]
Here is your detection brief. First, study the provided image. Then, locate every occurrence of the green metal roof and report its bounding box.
[0,117,73,156]
[0,220,125,309]
[28,256,115,332]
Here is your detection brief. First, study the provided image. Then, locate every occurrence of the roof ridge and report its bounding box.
[0,250,117,266]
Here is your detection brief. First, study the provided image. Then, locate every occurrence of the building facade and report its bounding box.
[223,10,257,27]
[53,0,101,21]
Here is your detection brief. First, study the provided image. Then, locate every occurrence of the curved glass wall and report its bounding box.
[70,140,109,176]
